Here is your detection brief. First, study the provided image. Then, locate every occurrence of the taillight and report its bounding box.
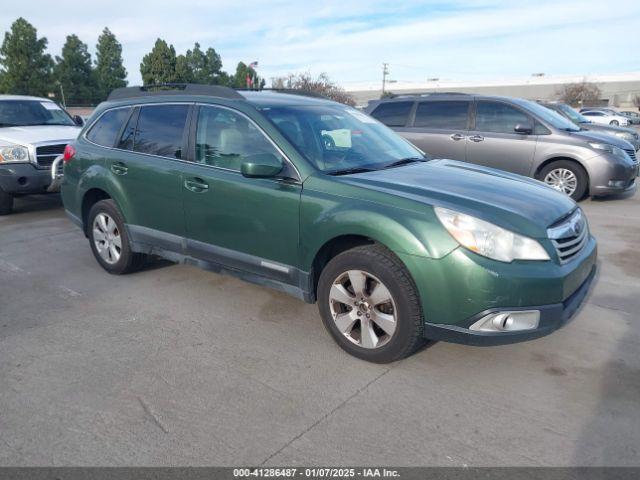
[63,144,76,163]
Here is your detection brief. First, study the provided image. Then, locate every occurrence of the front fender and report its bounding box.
[299,186,458,271]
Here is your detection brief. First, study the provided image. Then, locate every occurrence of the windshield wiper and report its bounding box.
[327,167,376,176]
[382,157,426,169]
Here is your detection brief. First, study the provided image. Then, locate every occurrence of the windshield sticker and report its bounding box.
[346,108,377,124]
[41,102,62,111]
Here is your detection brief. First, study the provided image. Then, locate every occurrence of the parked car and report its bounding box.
[539,101,640,151]
[580,110,631,127]
[0,95,83,214]
[621,111,640,125]
[58,84,597,363]
[366,94,637,200]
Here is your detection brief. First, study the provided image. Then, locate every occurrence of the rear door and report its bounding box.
[466,100,538,175]
[106,103,190,245]
[401,100,471,160]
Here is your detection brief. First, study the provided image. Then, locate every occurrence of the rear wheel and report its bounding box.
[540,160,588,201]
[0,189,13,215]
[87,199,146,274]
[317,244,425,363]
[610,120,619,126]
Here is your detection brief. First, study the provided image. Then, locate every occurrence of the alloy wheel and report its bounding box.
[544,168,578,196]
[328,270,397,349]
[93,212,122,265]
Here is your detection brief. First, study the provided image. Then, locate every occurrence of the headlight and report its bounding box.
[0,144,29,163]
[588,142,627,159]
[434,207,550,262]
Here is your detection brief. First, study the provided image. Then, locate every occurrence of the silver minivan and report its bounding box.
[366,93,638,200]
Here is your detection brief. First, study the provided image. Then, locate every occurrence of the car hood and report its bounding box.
[570,129,634,150]
[580,121,637,135]
[340,159,576,238]
[0,125,81,145]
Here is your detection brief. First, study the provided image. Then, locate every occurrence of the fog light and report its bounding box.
[608,180,625,188]
[470,310,540,332]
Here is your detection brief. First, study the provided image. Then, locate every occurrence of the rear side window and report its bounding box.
[475,101,531,134]
[414,101,469,129]
[86,108,131,147]
[133,105,189,159]
[370,102,413,127]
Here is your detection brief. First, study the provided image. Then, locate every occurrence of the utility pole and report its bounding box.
[382,63,389,96]
[58,83,66,109]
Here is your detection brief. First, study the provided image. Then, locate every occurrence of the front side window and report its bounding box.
[261,105,424,173]
[0,100,76,127]
[414,101,470,129]
[370,101,413,127]
[86,108,131,147]
[195,106,284,171]
[132,104,189,159]
[475,101,531,134]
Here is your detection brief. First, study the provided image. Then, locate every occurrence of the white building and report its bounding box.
[347,72,640,109]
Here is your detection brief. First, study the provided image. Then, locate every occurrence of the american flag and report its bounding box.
[248,61,259,69]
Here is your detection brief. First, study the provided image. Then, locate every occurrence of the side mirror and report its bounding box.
[240,153,284,178]
[73,115,84,126]
[514,123,532,134]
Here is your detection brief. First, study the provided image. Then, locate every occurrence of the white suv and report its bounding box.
[0,95,82,214]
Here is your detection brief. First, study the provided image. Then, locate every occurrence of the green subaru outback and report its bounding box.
[59,84,597,363]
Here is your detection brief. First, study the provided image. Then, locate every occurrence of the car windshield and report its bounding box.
[260,104,426,174]
[554,103,592,124]
[0,100,76,127]
[518,99,580,132]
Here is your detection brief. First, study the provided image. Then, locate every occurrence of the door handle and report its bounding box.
[184,178,209,193]
[469,135,484,143]
[110,162,128,175]
[450,133,465,141]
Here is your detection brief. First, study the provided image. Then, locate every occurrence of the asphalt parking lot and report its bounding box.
[1,191,639,466]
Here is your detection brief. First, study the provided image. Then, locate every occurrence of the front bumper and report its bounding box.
[423,265,596,346]
[588,152,638,196]
[0,162,53,195]
[398,234,597,346]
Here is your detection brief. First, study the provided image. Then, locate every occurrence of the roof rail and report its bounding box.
[107,83,245,101]
[388,91,471,98]
[237,87,327,99]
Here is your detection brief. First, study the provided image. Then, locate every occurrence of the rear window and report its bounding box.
[414,101,469,129]
[132,105,189,159]
[370,101,413,127]
[86,108,131,147]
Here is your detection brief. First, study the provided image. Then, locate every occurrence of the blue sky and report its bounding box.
[2,0,639,88]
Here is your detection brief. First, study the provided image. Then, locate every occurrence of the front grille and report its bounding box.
[35,144,66,168]
[548,209,589,264]
[624,148,637,163]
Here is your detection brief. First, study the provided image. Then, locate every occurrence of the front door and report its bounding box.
[181,104,302,284]
[466,100,538,176]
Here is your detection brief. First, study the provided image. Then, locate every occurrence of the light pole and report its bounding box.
[58,82,66,109]
[382,63,389,95]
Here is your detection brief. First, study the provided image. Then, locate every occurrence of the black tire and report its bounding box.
[317,244,425,363]
[610,120,619,126]
[0,189,13,215]
[87,199,146,274]
[539,160,589,201]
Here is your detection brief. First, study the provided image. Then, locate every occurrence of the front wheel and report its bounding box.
[87,199,146,274]
[610,120,619,126]
[540,160,588,201]
[317,244,425,363]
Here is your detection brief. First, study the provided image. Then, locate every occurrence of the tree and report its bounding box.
[54,34,95,105]
[0,18,53,96]
[558,81,602,107]
[271,72,355,106]
[183,43,224,84]
[175,54,193,83]
[95,27,127,100]
[230,61,263,89]
[140,39,177,85]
